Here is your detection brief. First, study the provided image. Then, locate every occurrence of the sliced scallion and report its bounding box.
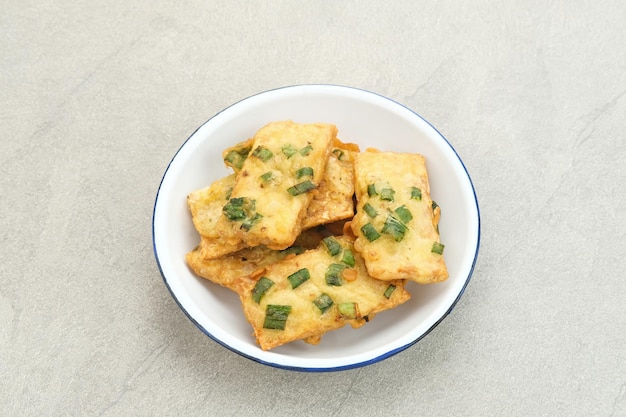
[282,144,298,158]
[332,149,345,160]
[381,214,408,242]
[296,167,314,179]
[431,242,445,255]
[379,187,395,201]
[252,146,273,162]
[322,236,342,256]
[241,213,263,231]
[363,202,378,218]
[263,304,291,330]
[287,268,310,289]
[367,184,378,197]
[361,223,381,242]
[341,249,355,267]
[260,171,273,182]
[394,205,413,224]
[410,186,422,200]
[223,197,253,221]
[325,263,345,286]
[287,180,315,196]
[337,302,359,319]
[251,277,274,303]
[224,147,251,170]
[383,284,396,299]
[313,293,334,314]
[299,144,313,156]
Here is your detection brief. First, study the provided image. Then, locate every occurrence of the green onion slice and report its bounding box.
[313,293,334,314]
[296,167,314,179]
[223,197,255,221]
[383,284,396,299]
[252,146,273,162]
[337,302,359,319]
[381,214,408,242]
[394,205,413,224]
[322,236,342,256]
[363,203,378,218]
[431,242,445,255]
[252,277,274,303]
[260,171,273,182]
[282,144,298,158]
[287,268,310,289]
[325,263,345,286]
[263,305,291,330]
[361,223,381,242]
[287,180,316,196]
[410,186,422,200]
[379,187,395,201]
[367,184,378,197]
[341,249,355,267]
[241,213,263,231]
[299,144,313,156]
[332,149,345,160]
[224,147,251,170]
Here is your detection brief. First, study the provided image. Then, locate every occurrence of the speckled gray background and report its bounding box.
[2,1,625,416]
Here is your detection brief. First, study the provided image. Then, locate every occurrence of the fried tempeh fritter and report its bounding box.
[215,121,337,250]
[238,236,410,350]
[351,150,448,284]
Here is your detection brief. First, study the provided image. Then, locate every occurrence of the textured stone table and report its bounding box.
[2,1,625,416]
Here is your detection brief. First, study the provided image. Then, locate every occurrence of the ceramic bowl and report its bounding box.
[152,85,480,371]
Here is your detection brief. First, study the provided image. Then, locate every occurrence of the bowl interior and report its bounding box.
[153,85,479,371]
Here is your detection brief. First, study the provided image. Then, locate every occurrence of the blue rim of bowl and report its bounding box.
[152,84,481,372]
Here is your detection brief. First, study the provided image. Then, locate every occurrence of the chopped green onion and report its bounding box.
[252,277,274,303]
[260,171,273,182]
[296,167,314,179]
[337,302,358,319]
[381,214,408,242]
[287,268,310,289]
[432,200,439,211]
[287,180,316,196]
[313,293,334,314]
[367,184,377,197]
[410,186,422,200]
[252,146,273,162]
[431,242,445,255]
[332,149,345,160]
[394,205,413,224]
[363,203,378,218]
[322,236,342,256]
[361,223,381,242]
[383,284,396,299]
[299,144,313,156]
[225,187,233,200]
[281,246,304,256]
[325,263,345,286]
[224,147,251,170]
[282,144,298,158]
[263,305,291,330]
[241,213,263,231]
[341,249,355,267]
[223,197,254,221]
[379,187,395,201]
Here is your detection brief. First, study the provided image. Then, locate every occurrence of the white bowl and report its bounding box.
[152,85,480,371]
